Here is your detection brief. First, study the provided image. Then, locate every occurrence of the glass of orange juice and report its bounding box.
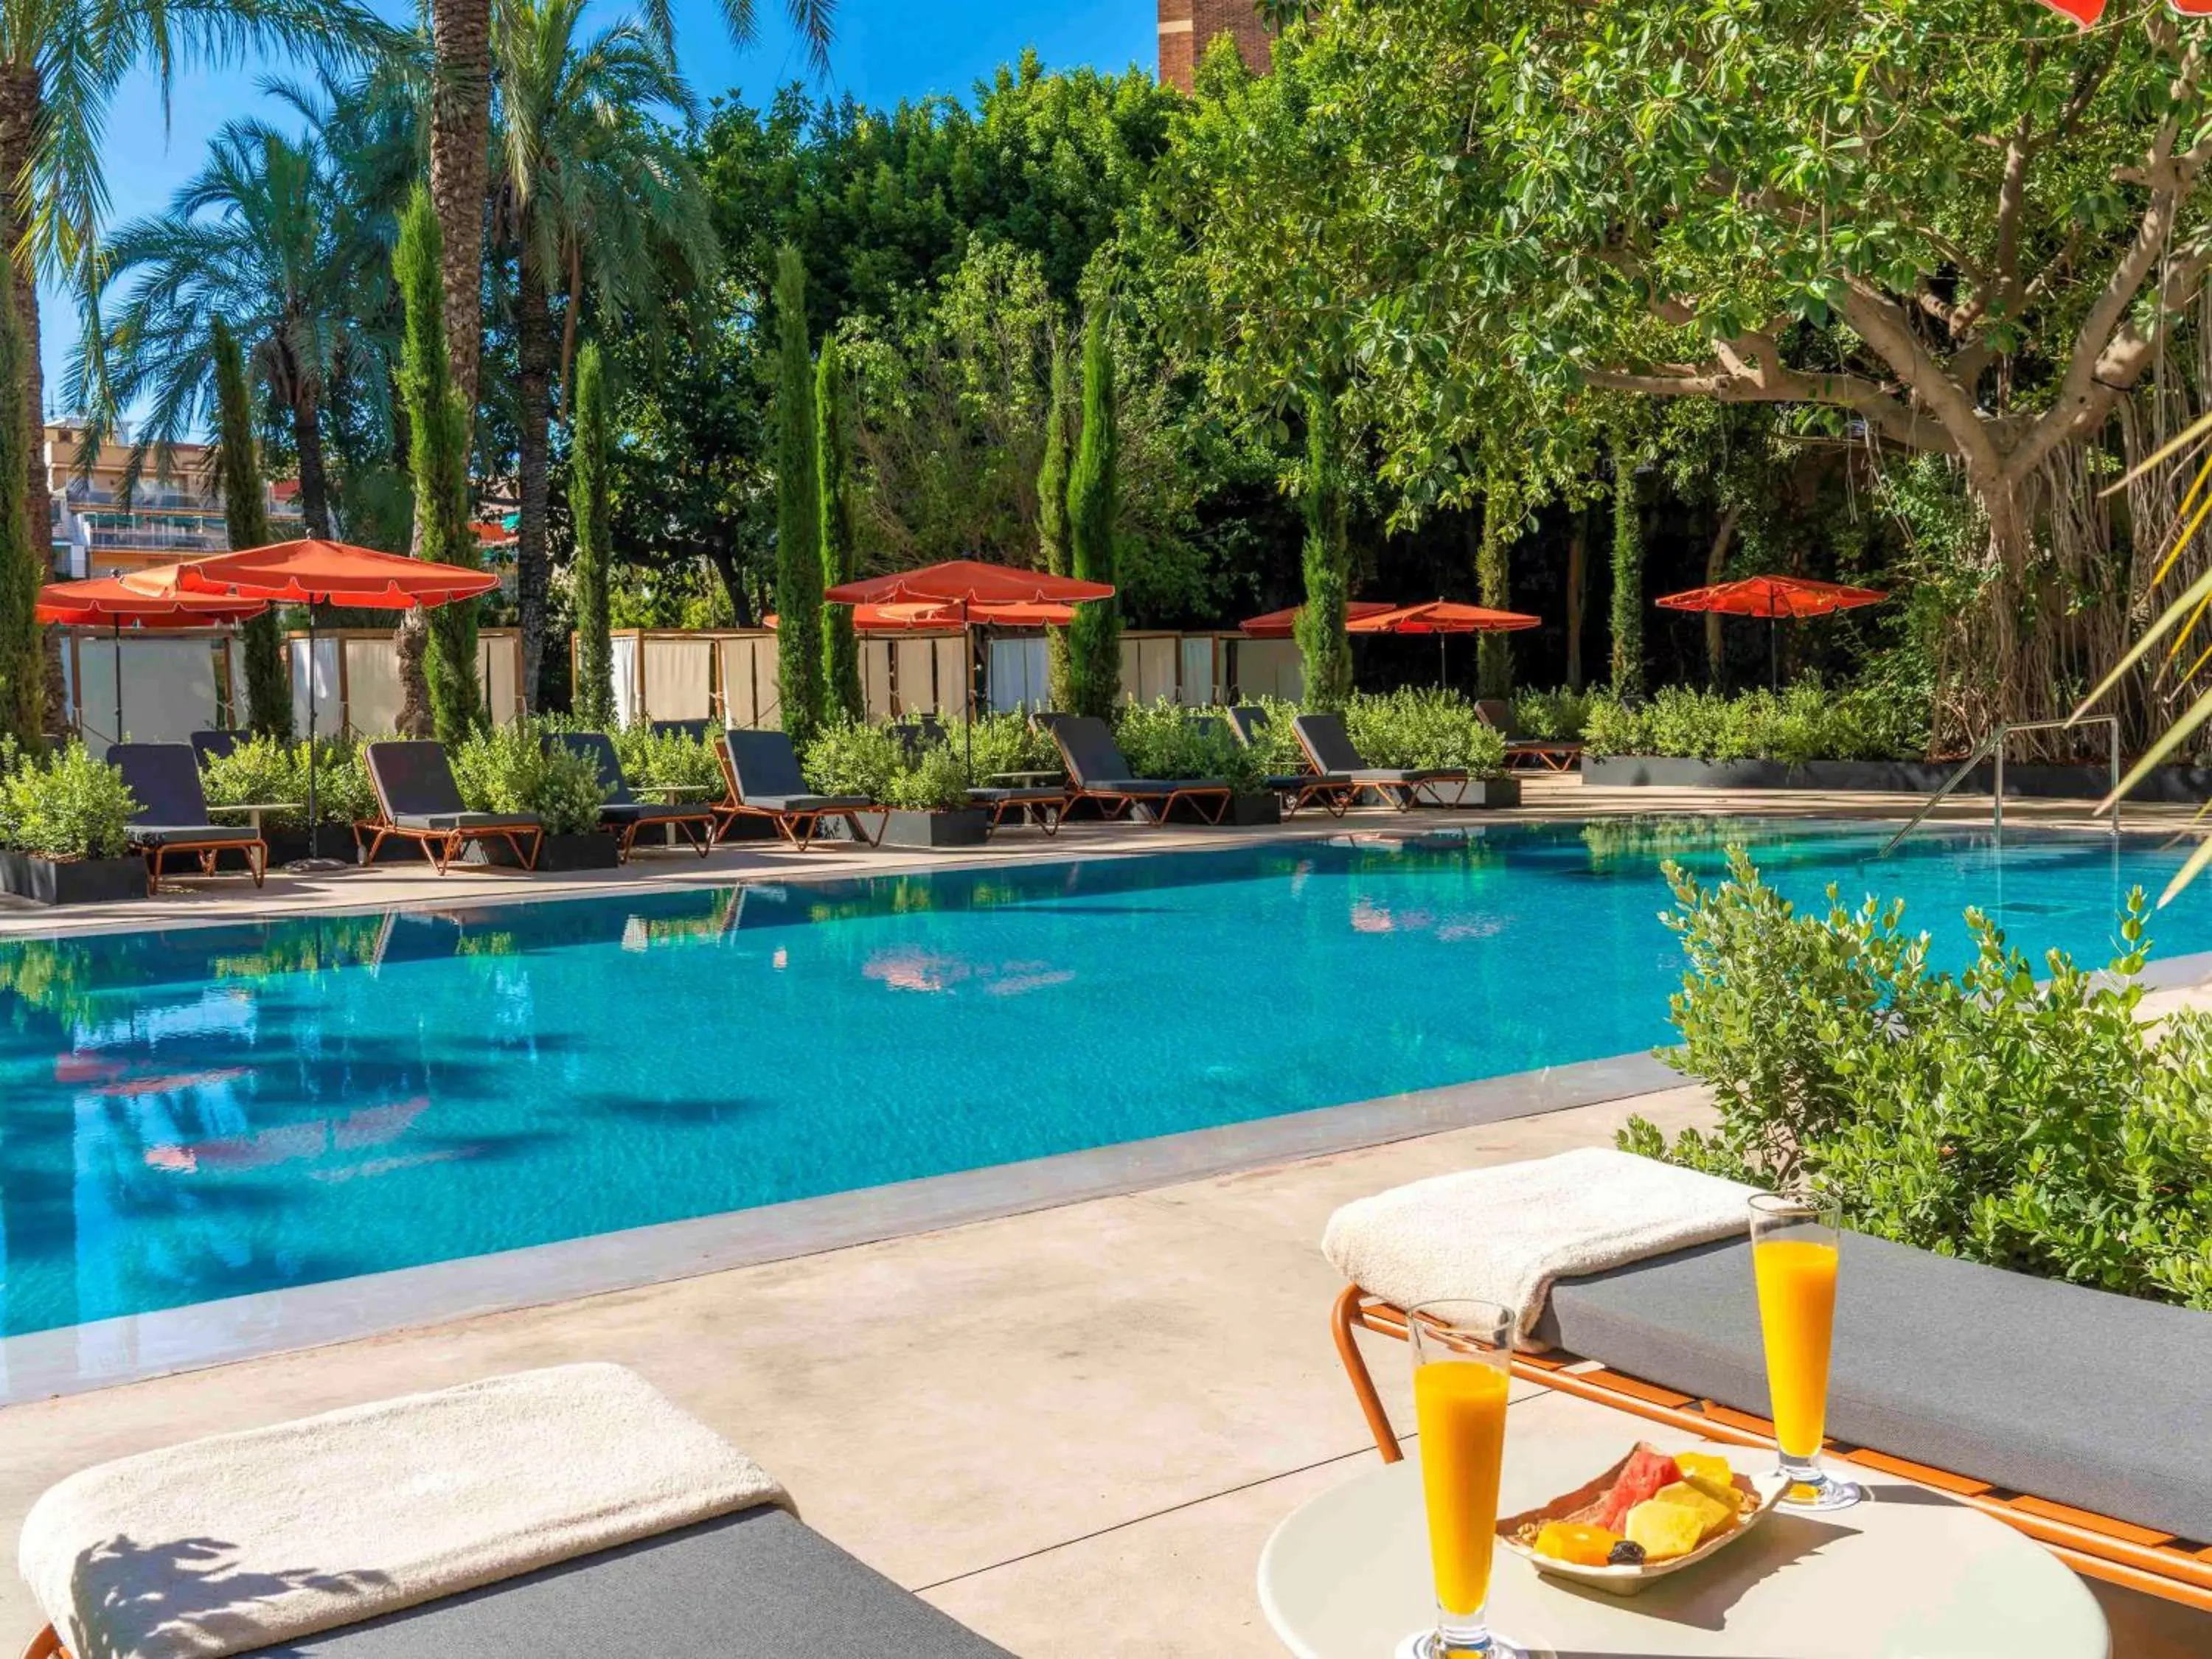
[1749,1194,1863,1512]
[1407,1298,1523,1659]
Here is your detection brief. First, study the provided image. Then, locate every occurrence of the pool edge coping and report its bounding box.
[1,1048,1682,1405]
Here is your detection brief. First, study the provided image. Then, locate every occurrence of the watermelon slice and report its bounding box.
[1593,1444,1683,1534]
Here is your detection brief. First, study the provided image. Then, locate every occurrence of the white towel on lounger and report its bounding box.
[18,1363,788,1659]
[1323,1148,1757,1345]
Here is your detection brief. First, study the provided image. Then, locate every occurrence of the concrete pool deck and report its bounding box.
[1,1086,2206,1658]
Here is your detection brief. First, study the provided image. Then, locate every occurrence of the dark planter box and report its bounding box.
[1461,776,1521,809]
[0,849,145,905]
[1225,791,1282,827]
[1582,754,2212,802]
[880,807,990,848]
[465,830,621,871]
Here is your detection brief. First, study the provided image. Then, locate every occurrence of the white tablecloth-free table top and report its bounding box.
[1258,1398,2109,1659]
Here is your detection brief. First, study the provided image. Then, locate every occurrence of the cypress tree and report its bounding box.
[396,185,482,745]
[1610,451,1645,699]
[570,341,615,729]
[212,318,291,740]
[1065,307,1121,720]
[1475,470,1516,700]
[815,332,863,723]
[1037,338,1074,711]
[1293,384,1353,709]
[0,254,38,751]
[772,246,825,745]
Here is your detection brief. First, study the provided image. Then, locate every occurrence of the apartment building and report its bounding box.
[44,420,303,579]
[1157,0,1271,93]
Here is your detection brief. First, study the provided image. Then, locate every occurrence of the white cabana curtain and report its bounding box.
[611,636,642,726]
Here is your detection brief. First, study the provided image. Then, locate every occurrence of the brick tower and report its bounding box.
[1158,0,1272,93]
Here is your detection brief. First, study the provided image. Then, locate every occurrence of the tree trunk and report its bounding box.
[706,548,754,627]
[288,371,334,541]
[514,247,552,713]
[394,611,434,737]
[1564,511,1586,692]
[428,0,491,407]
[1703,504,1742,687]
[0,66,60,740]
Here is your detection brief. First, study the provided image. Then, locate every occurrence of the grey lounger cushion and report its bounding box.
[251,1506,1012,1659]
[742,793,874,813]
[599,801,709,825]
[128,823,262,846]
[1533,1232,2212,1544]
[394,811,542,832]
[1346,767,1464,785]
[967,785,1063,804]
[1107,776,1225,795]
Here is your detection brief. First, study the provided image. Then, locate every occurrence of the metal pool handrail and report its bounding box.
[1879,716,2121,855]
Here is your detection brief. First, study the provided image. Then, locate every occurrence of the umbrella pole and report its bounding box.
[305,602,320,858]
[962,599,973,779]
[112,620,123,744]
[1439,633,1447,691]
[1770,618,1779,691]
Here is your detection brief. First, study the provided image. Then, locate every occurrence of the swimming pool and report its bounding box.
[1,818,2204,1340]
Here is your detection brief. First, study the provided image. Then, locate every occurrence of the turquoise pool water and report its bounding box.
[1,818,2202,1340]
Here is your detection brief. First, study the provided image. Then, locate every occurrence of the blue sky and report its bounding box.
[43,0,1155,420]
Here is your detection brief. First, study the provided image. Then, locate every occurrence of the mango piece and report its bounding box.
[1654,1480,1736,1542]
[1624,1498,1705,1562]
[1531,1520,1620,1567]
[1674,1452,1733,1486]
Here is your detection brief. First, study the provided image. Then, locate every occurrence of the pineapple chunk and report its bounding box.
[1654,1480,1737,1541]
[1674,1452,1733,1486]
[1625,1499,1705,1562]
[1682,1470,1743,1512]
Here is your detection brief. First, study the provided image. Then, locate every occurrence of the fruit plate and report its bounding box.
[1495,1445,1790,1597]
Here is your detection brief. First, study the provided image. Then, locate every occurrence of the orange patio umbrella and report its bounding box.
[126,540,501,852]
[768,599,1078,633]
[1239,599,1399,638]
[823,560,1116,765]
[1656,574,1888,688]
[1349,599,1543,690]
[37,573,268,744]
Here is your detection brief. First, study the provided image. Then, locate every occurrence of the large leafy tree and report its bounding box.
[1293,384,1351,707]
[490,0,711,709]
[74,119,390,539]
[1184,3,2212,734]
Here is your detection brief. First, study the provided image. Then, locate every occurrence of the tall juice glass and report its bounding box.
[1748,1194,1863,1512]
[1407,1299,1523,1659]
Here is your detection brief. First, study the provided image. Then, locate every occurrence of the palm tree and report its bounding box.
[490,0,712,709]
[72,116,394,538]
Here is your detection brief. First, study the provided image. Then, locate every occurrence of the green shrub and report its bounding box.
[0,742,136,859]
[1115,699,1262,793]
[802,717,902,800]
[1579,681,1929,762]
[948,712,1056,780]
[1344,688,1507,776]
[1620,849,2212,1308]
[201,735,309,831]
[882,743,973,810]
[313,739,378,830]
[450,721,609,836]
[1510,686,1591,742]
[1238,696,1309,773]
[613,723,723,798]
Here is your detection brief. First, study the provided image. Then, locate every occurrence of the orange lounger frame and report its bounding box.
[1279,776,1357,818]
[355,815,543,874]
[136,834,267,895]
[1074,782,1231,826]
[1329,1284,2212,1613]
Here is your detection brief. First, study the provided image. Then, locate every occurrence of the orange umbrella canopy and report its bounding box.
[824,559,1113,609]
[1655,575,1888,619]
[766,600,1077,633]
[125,539,499,609]
[35,574,265,628]
[1241,599,1398,639]
[1349,599,1542,635]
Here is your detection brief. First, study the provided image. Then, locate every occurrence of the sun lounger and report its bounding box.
[18,1365,1011,1659]
[187,728,246,766]
[1223,707,1354,817]
[1044,714,1231,826]
[1290,711,1470,810]
[108,742,267,895]
[1475,698,1583,772]
[544,731,714,860]
[358,740,543,874]
[1325,1155,2212,1613]
[712,730,887,849]
[647,717,712,742]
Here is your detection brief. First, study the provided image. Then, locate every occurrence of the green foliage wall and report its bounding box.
[212,317,291,741]
[1038,338,1074,710]
[1294,386,1353,710]
[0,262,39,752]
[1610,458,1644,700]
[571,343,616,730]
[773,246,827,745]
[815,333,863,723]
[395,187,483,745]
[1475,473,1515,700]
[1065,307,1121,718]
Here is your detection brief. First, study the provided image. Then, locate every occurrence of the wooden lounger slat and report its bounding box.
[1332,1285,2212,1614]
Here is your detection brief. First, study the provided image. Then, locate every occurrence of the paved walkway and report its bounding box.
[0,1087,2204,1657]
